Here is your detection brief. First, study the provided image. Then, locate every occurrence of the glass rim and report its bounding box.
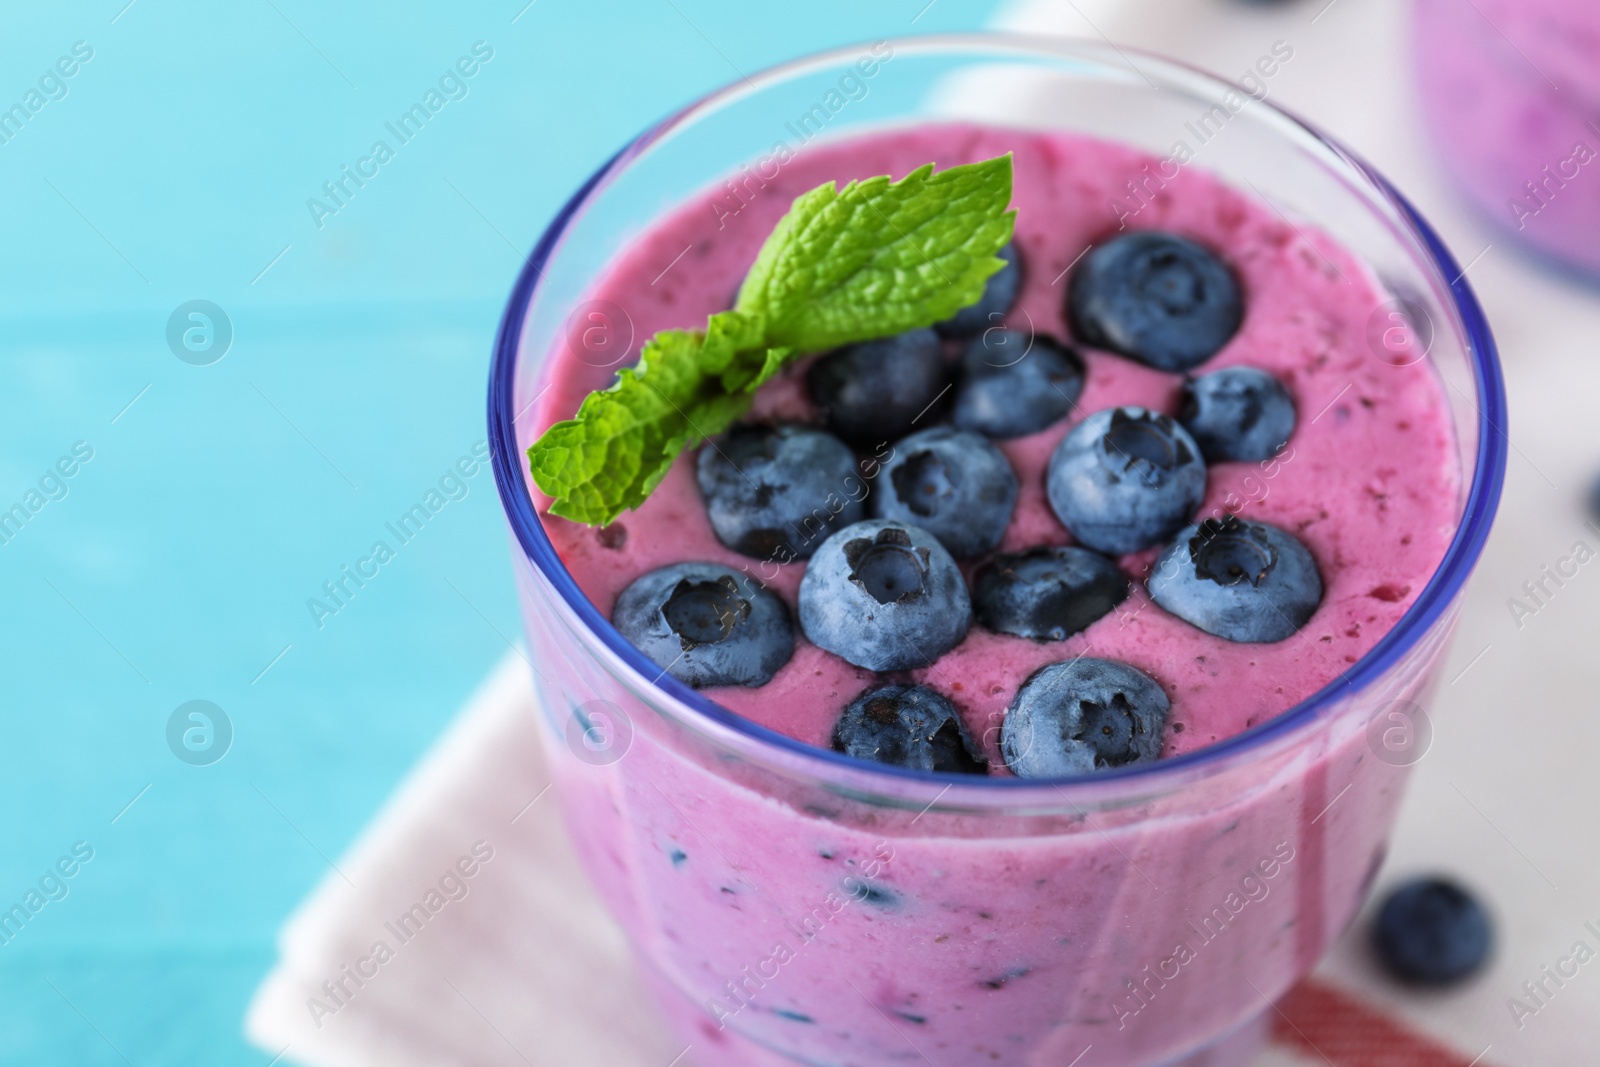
[487,32,1508,801]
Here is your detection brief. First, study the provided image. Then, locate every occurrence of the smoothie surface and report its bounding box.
[528,123,1460,769]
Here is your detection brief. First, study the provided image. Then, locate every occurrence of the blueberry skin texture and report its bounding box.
[1045,406,1207,555]
[808,328,948,447]
[612,563,794,688]
[953,331,1085,439]
[1373,877,1493,986]
[696,424,865,561]
[871,427,1018,558]
[1000,658,1170,777]
[935,241,1023,338]
[1147,516,1323,643]
[974,546,1129,641]
[1178,366,1296,463]
[1067,232,1244,372]
[831,684,986,774]
[798,519,972,672]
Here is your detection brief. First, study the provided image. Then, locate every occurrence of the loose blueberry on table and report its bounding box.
[1372,876,1493,986]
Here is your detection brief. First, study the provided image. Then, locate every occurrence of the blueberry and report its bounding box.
[936,241,1023,338]
[871,427,1018,558]
[981,966,1032,989]
[1000,658,1169,777]
[1046,407,1207,555]
[808,328,948,447]
[974,546,1129,641]
[1067,232,1243,372]
[1178,367,1295,462]
[799,519,971,671]
[612,563,793,687]
[953,331,1085,439]
[847,880,903,907]
[831,683,986,773]
[1147,516,1322,642]
[1373,877,1493,986]
[697,424,865,560]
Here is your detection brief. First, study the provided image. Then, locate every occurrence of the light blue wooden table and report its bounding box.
[0,2,1003,1062]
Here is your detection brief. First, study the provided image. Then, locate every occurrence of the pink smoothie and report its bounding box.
[533,125,1457,762]
[520,125,1461,1066]
[1415,0,1600,275]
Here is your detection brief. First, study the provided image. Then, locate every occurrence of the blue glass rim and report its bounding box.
[487,34,1508,798]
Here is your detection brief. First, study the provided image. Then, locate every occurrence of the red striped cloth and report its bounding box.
[1270,980,1495,1067]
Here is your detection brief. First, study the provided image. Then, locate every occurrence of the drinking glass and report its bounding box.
[1413,0,1600,277]
[489,35,1505,1067]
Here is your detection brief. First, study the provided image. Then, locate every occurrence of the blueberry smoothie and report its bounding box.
[1415,0,1600,275]
[520,125,1459,1066]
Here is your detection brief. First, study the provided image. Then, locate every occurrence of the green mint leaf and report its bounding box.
[735,155,1016,351]
[528,312,758,525]
[528,155,1015,526]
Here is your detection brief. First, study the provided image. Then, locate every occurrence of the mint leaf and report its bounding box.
[529,317,756,524]
[528,155,1015,526]
[736,156,1015,351]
